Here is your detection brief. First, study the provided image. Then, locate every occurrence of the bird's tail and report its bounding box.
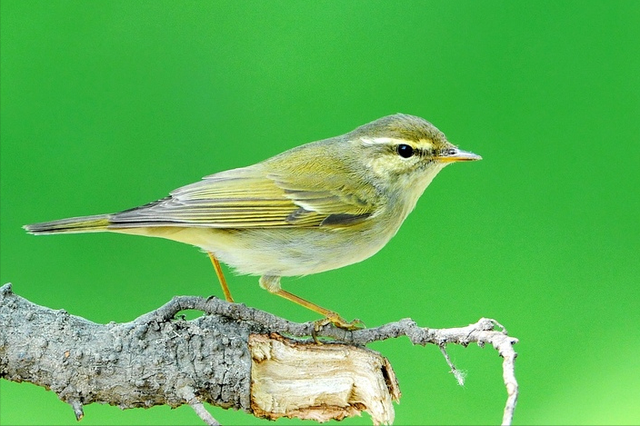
[24,214,111,235]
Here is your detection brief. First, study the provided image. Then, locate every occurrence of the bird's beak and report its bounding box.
[438,148,482,163]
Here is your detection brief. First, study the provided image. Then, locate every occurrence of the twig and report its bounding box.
[178,386,220,426]
[439,345,467,386]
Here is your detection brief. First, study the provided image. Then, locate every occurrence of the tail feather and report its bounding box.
[24,214,112,235]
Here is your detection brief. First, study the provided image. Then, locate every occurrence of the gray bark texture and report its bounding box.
[0,282,519,425]
[0,283,258,421]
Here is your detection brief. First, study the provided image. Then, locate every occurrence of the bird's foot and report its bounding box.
[314,312,365,332]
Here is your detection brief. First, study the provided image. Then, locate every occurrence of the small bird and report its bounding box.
[24,114,480,328]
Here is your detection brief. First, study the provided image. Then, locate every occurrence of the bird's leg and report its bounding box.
[259,275,363,330]
[207,252,234,303]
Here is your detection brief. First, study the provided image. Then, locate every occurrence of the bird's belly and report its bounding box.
[218,227,394,276]
[169,226,395,277]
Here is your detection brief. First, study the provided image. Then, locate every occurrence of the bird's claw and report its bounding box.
[314,312,365,332]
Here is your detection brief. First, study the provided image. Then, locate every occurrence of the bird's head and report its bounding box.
[341,113,481,214]
[347,113,481,186]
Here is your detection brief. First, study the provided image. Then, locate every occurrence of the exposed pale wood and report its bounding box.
[249,334,400,425]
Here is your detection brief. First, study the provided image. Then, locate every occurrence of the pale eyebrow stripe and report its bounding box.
[360,137,409,146]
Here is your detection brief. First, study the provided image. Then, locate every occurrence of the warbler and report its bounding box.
[24,114,480,328]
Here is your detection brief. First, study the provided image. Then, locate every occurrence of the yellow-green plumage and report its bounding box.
[24,113,480,322]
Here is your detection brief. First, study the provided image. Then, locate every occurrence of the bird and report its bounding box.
[24,113,481,328]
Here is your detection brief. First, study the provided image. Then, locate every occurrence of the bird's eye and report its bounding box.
[397,144,414,158]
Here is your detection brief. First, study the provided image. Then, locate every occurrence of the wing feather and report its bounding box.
[110,162,379,229]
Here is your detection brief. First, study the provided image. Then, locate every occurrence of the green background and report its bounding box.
[1,1,639,425]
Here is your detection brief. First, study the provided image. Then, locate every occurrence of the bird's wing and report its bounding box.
[110,165,377,228]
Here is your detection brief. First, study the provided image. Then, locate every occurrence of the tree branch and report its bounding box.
[0,282,518,425]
